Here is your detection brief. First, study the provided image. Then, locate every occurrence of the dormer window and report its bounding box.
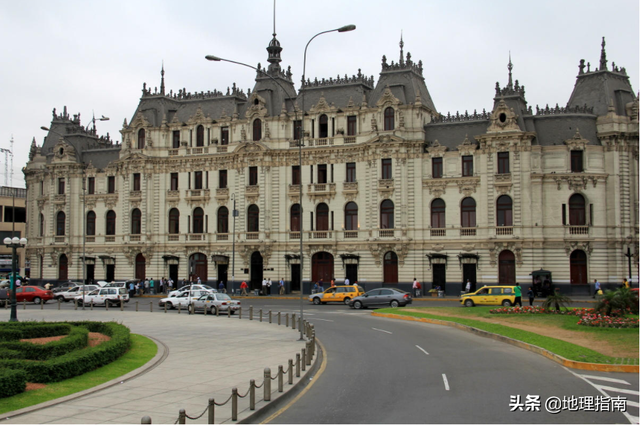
[319,114,328,138]
[571,150,583,172]
[196,125,204,147]
[384,107,394,131]
[137,128,145,149]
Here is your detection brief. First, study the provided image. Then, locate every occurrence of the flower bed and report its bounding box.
[577,314,639,328]
[489,306,639,328]
[489,306,595,315]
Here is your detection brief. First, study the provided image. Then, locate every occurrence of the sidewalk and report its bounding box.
[1,309,309,424]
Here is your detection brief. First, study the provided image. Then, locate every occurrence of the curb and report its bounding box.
[0,334,169,420]
[371,312,638,373]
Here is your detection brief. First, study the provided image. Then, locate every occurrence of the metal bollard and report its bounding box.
[228,306,231,318]
[249,306,253,320]
[232,387,238,421]
[259,309,263,322]
[164,302,167,313]
[278,311,281,325]
[178,303,181,314]
[105,299,109,311]
[239,306,242,319]
[150,302,153,312]
[74,299,78,310]
[208,398,215,424]
[141,415,152,424]
[136,301,139,312]
[269,310,272,323]
[41,298,44,310]
[306,342,312,365]
[301,348,306,371]
[264,368,271,401]
[58,298,61,310]
[121,299,124,311]
[286,313,289,327]
[296,353,301,377]
[250,379,256,410]
[288,359,293,384]
[292,313,296,329]
[216,305,219,316]
[91,300,94,310]
[204,304,207,315]
[178,409,185,424]
[278,365,284,392]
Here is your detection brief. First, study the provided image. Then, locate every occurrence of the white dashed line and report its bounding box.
[311,318,334,322]
[416,345,429,355]
[442,374,450,391]
[579,375,630,385]
[372,327,392,334]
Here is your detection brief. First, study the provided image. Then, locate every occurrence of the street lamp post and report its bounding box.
[231,193,238,295]
[4,237,27,322]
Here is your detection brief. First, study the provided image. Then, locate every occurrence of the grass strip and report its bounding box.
[0,334,157,415]
[377,308,638,365]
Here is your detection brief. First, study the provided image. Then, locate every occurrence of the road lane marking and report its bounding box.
[416,345,429,355]
[442,374,450,391]
[579,375,630,385]
[595,385,639,396]
[372,327,392,334]
[312,318,334,322]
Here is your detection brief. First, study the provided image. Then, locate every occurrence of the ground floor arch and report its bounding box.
[498,250,516,284]
[312,252,334,285]
[570,250,588,284]
[189,253,208,282]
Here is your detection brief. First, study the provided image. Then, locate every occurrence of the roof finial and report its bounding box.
[599,36,608,71]
[507,51,513,89]
[399,31,404,65]
[160,61,165,95]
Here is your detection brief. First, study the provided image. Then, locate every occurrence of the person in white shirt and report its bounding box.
[344,277,350,286]
[262,278,267,296]
[465,280,471,293]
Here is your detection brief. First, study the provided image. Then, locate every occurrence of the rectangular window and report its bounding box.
[170,173,179,191]
[58,178,65,195]
[462,155,474,177]
[40,181,44,196]
[310,165,314,184]
[172,130,180,148]
[589,204,593,226]
[346,162,356,182]
[249,167,258,186]
[562,204,566,225]
[194,171,203,190]
[571,150,583,172]
[382,158,392,179]
[318,164,327,184]
[88,177,95,194]
[107,176,115,194]
[330,164,334,183]
[219,170,227,189]
[432,157,443,179]
[292,166,301,185]
[347,116,357,136]
[293,120,302,141]
[497,152,510,174]
[133,173,141,191]
[221,127,229,145]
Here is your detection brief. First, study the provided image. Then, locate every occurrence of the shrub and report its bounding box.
[594,287,639,317]
[0,368,27,398]
[0,323,72,342]
[541,289,573,312]
[0,326,89,360]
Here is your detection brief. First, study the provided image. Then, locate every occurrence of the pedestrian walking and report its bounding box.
[168,278,173,292]
[197,276,202,285]
[149,278,155,295]
[623,278,630,289]
[330,278,335,287]
[218,281,226,293]
[318,279,324,292]
[279,278,285,295]
[261,278,267,295]
[240,280,248,296]
[412,278,420,297]
[514,282,522,307]
[129,281,135,298]
[593,279,601,298]
[465,279,471,293]
[144,278,150,294]
[344,277,350,286]
[527,286,535,306]
[266,278,272,296]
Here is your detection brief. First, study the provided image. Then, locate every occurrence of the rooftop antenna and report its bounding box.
[273,0,276,37]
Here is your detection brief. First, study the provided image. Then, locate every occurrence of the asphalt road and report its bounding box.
[3,296,637,424]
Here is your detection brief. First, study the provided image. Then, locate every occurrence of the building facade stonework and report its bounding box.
[24,36,638,294]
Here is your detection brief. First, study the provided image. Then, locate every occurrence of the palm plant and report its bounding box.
[542,288,573,312]
[594,287,639,317]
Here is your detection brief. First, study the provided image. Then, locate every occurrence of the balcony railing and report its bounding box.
[167,235,180,242]
[168,149,179,156]
[568,226,589,235]
[344,137,356,144]
[129,235,141,242]
[167,190,180,199]
[343,231,358,239]
[430,228,446,237]
[460,228,477,236]
[85,236,95,243]
[246,232,259,240]
[216,233,229,241]
[379,229,395,238]
[105,236,115,242]
[54,236,65,243]
[312,231,331,239]
[496,226,513,236]
[289,232,300,239]
[188,234,205,241]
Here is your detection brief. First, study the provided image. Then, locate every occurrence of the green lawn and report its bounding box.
[377,307,639,365]
[0,334,157,415]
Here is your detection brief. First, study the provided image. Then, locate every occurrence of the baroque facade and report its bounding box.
[24,36,638,294]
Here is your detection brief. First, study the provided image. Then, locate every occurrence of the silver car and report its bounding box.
[192,293,241,315]
[349,288,412,309]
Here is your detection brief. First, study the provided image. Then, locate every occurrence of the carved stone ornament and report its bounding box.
[489,242,522,267]
[368,243,398,266]
[456,177,479,196]
[309,94,334,115]
[426,140,447,157]
[187,105,211,126]
[422,180,447,197]
[375,86,401,108]
[245,93,268,119]
[564,128,589,150]
[564,241,593,256]
[487,99,521,132]
[457,135,477,156]
[552,174,601,191]
[52,140,78,162]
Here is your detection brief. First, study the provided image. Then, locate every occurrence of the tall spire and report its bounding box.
[599,36,608,71]
[160,61,165,95]
[399,31,404,65]
[507,51,513,88]
[266,0,282,74]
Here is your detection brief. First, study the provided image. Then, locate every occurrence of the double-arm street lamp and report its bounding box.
[4,236,27,322]
[206,24,356,340]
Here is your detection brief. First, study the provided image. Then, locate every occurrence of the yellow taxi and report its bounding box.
[309,285,365,305]
[460,285,516,307]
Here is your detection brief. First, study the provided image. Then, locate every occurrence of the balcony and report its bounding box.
[168,149,179,156]
[379,229,395,238]
[312,231,332,239]
[460,228,477,236]
[54,236,65,243]
[167,190,180,200]
[378,179,394,196]
[568,226,589,236]
[188,233,206,241]
[289,232,301,240]
[343,182,358,196]
[129,235,141,242]
[215,188,229,201]
[105,236,115,243]
[430,228,446,237]
[187,147,209,155]
[129,190,142,201]
[496,226,513,236]
[216,233,229,241]
[186,189,210,204]
[53,194,66,205]
[217,146,228,153]
[246,232,259,240]
[344,137,356,144]
[85,236,95,243]
[307,183,336,200]
[343,230,358,239]
[167,235,180,242]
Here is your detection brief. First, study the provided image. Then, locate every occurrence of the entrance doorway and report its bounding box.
[217,264,228,288]
[346,264,358,284]
[383,251,398,284]
[312,252,334,284]
[498,250,516,284]
[135,254,146,281]
[169,264,178,284]
[106,264,115,282]
[189,253,208,282]
[462,263,476,292]
[250,252,263,291]
[433,264,446,290]
[86,264,95,283]
[290,264,300,292]
[570,250,587,284]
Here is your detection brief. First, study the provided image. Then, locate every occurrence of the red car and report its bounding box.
[13,286,54,304]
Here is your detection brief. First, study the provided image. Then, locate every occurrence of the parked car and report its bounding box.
[54,285,99,302]
[13,286,55,304]
[460,285,516,307]
[159,290,213,309]
[192,293,242,314]
[0,279,10,289]
[102,281,128,288]
[74,287,129,307]
[308,285,365,305]
[168,285,215,297]
[349,288,412,309]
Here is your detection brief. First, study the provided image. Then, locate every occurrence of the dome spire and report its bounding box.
[160,61,165,95]
[399,31,404,65]
[266,0,282,73]
[507,51,513,88]
[599,36,608,71]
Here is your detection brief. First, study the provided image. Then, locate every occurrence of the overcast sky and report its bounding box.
[1,0,638,188]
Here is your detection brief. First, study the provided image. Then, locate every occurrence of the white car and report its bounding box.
[192,293,241,315]
[168,285,215,297]
[55,285,99,301]
[159,290,213,309]
[74,287,129,307]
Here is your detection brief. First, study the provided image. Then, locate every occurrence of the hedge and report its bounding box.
[0,321,130,384]
[0,323,72,342]
[0,368,27,398]
[0,326,89,360]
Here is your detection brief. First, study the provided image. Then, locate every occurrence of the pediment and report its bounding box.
[130,111,152,129]
[487,99,520,132]
[51,140,78,163]
[245,93,268,119]
[234,140,269,154]
[376,86,401,108]
[187,105,212,125]
[564,128,589,150]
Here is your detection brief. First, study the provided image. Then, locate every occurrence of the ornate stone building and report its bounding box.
[24,36,638,294]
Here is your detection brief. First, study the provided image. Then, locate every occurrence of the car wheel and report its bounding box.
[464,299,475,307]
[33,297,41,305]
[56,296,64,302]
[166,302,174,310]
[343,297,351,305]
[353,300,363,309]
[210,306,218,315]
[390,300,400,308]
[312,297,321,305]
[502,300,512,307]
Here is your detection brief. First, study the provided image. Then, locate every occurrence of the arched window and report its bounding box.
[461,197,476,228]
[168,208,180,234]
[196,125,205,147]
[56,211,65,236]
[344,202,358,231]
[319,114,328,138]
[86,211,96,236]
[431,199,446,228]
[137,128,145,149]
[380,199,394,229]
[248,205,259,232]
[193,207,204,234]
[498,250,516,284]
[253,119,262,141]
[384,107,394,131]
[290,204,301,232]
[569,194,586,225]
[131,208,142,234]
[106,210,116,235]
[316,203,329,231]
[217,206,229,233]
[496,195,513,226]
[39,213,45,237]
